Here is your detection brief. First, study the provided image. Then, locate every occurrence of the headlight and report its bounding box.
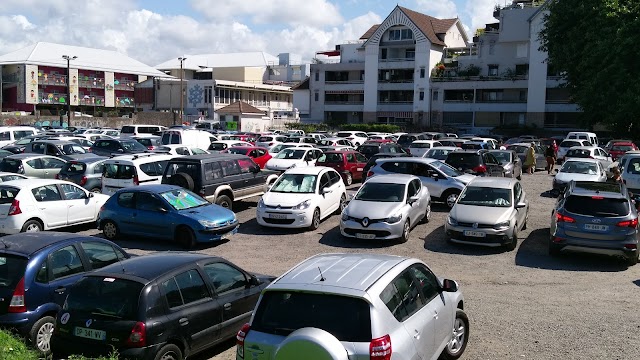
[293,199,311,210]
[341,211,349,221]
[258,198,265,208]
[494,221,510,230]
[385,213,402,223]
[198,219,234,228]
[447,216,458,226]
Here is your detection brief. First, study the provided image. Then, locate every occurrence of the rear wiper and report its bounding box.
[91,311,123,319]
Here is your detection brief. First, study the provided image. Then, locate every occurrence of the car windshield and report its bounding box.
[611,145,634,152]
[560,140,582,148]
[318,153,343,163]
[426,149,455,160]
[0,254,27,289]
[566,149,592,158]
[14,138,33,145]
[275,149,306,160]
[160,188,209,210]
[270,174,317,193]
[560,161,598,174]
[65,276,143,320]
[565,195,629,217]
[430,160,463,177]
[59,144,86,154]
[446,153,481,169]
[355,183,405,202]
[490,151,512,164]
[121,141,147,151]
[458,186,512,207]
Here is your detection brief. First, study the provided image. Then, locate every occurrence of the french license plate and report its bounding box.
[356,233,376,239]
[74,327,106,340]
[464,230,486,238]
[269,213,287,219]
[584,224,608,231]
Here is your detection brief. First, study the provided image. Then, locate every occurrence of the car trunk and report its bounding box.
[58,162,87,185]
[446,153,481,173]
[0,186,21,220]
[102,163,137,195]
[562,195,634,241]
[0,253,28,315]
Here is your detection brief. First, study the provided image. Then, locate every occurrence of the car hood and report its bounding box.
[265,158,311,170]
[555,172,601,183]
[345,199,403,219]
[262,192,315,207]
[450,204,513,224]
[180,204,237,223]
[454,174,475,184]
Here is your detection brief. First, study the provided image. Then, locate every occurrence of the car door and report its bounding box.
[25,158,45,178]
[30,184,68,227]
[237,158,263,195]
[414,162,442,198]
[45,244,88,306]
[317,171,334,215]
[112,191,138,234]
[219,159,245,196]
[514,182,527,228]
[354,153,368,180]
[406,180,421,225]
[133,192,173,239]
[41,157,66,178]
[202,262,259,340]
[60,183,94,224]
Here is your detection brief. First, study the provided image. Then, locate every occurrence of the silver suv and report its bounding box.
[236,253,469,360]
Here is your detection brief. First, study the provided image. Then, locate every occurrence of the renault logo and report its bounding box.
[472,223,478,229]
[362,217,369,227]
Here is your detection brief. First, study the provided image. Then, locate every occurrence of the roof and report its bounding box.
[5,153,62,160]
[155,52,279,71]
[0,232,99,256]
[291,77,309,90]
[168,153,246,163]
[394,7,459,46]
[94,252,217,281]
[216,101,265,116]
[0,42,169,77]
[271,253,406,292]
[364,174,418,184]
[68,156,108,164]
[569,181,625,198]
[359,24,381,40]
[468,176,516,189]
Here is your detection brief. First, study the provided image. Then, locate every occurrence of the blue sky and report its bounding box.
[0,0,499,65]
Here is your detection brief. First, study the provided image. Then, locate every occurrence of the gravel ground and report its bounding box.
[69,170,640,360]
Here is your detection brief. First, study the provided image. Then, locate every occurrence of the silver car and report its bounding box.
[489,149,523,179]
[552,158,607,196]
[445,177,529,250]
[341,174,430,242]
[237,253,468,360]
[0,153,66,179]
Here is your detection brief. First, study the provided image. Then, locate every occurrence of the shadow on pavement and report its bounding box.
[190,338,235,360]
[515,228,628,272]
[319,226,395,249]
[237,218,312,236]
[422,225,506,256]
[633,280,640,288]
[96,234,229,252]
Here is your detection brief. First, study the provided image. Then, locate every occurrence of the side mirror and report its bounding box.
[249,275,261,287]
[322,187,332,194]
[554,169,559,173]
[408,196,419,204]
[515,202,526,209]
[87,192,94,198]
[158,207,168,213]
[441,279,458,293]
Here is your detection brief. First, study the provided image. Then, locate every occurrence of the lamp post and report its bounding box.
[178,57,187,125]
[62,55,77,127]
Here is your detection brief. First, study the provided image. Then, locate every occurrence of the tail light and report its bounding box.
[268,142,274,146]
[125,322,146,347]
[80,176,87,186]
[624,244,637,250]
[54,174,59,179]
[552,236,565,243]
[133,175,139,185]
[472,165,487,174]
[8,277,26,313]
[367,171,375,178]
[370,334,392,360]
[8,199,21,216]
[236,323,250,358]
[555,212,576,223]
[617,218,638,228]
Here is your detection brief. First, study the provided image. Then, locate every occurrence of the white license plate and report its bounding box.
[584,224,608,231]
[74,327,106,340]
[464,230,486,238]
[269,213,287,219]
[356,233,376,239]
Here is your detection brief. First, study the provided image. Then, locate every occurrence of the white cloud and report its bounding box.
[464,0,499,33]
[415,0,459,19]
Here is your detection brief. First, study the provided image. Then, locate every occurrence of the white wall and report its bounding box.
[293,89,310,115]
[444,23,468,48]
[527,11,548,113]
[363,46,380,114]
[340,43,365,63]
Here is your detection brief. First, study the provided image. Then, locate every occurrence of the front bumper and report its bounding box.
[52,335,163,360]
[196,223,239,242]
[257,207,314,228]
[340,218,403,240]
[445,222,513,247]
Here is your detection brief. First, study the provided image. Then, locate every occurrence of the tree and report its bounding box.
[539,0,640,134]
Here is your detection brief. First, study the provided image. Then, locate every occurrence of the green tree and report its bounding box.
[539,0,640,134]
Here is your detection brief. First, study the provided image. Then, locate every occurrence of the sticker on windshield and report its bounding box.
[103,277,115,282]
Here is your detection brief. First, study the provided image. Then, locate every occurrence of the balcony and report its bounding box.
[114,80,137,91]
[432,75,528,82]
[116,97,135,107]
[325,80,364,84]
[38,74,67,86]
[325,101,364,105]
[79,96,105,106]
[79,78,105,89]
[39,94,69,104]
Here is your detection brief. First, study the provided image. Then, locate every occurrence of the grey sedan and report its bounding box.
[445,177,529,250]
[489,149,523,179]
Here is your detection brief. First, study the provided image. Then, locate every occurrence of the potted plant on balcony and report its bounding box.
[432,62,446,77]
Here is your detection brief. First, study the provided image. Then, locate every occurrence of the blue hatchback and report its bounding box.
[97,185,239,248]
[0,232,129,354]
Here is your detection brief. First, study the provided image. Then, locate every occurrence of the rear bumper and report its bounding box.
[551,229,638,256]
[52,335,163,360]
[0,217,26,235]
[0,312,35,335]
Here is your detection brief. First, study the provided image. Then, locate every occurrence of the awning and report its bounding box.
[377,111,413,118]
[325,90,364,94]
[316,50,340,56]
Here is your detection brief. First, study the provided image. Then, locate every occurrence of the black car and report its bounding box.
[397,133,429,151]
[161,153,279,210]
[56,156,108,193]
[445,149,503,176]
[2,134,52,154]
[89,139,149,157]
[356,142,406,159]
[362,152,411,181]
[52,252,275,360]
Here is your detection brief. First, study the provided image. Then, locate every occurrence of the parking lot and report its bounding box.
[67,170,640,360]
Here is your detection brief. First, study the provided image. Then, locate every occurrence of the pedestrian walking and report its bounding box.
[545,144,556,174]
[524,142,536,174]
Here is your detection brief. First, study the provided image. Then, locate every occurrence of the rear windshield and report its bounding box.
[162,133,181,145]
[121,126,135,134]
[65,276,143,320]
[566,149,591,158]
[61,162,86,174]
[398,135,416,144]
[258,136,273,142]
[252,291,371,342]
[0,186,20,204]
[411,143,432,149]
[0,159,22,173]
[611,145,634,152]
[0,254,27,289]
[135,138,153,147]
[446,153,481,168]
[121,141,147,152]
[318,153,344,163]
[560,140,582,148]
[565,195,629,217]
[103,163,136,179]
[358,145,379,155]
[336,132,352,138]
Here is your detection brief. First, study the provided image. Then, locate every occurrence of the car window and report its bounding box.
[380,270,424,322]
[26,158,43,169]
[93,162,105,174]
[256,149,266,157]
[50,245,84,280]
[80,241,121,270]
[564,195,630,217]
[32,184,62,202]
[407,181,418,198]
[163,270,210,308]
[31,143,46,154]
[136,192,165,212]
[42,157,65,169]
[220,160,240,176]
[410,265,440,303]
[117,192,135,208]
[65,276,143,321]
[60,183,86,200]
[319,173,331,190]
[515,182,523,202]
[328,170,341,186]
[139,160,168,177]
[238,158,257,174]
[380,161,412,174]
[203,262,248,295]
[46,145,60,156]
[345,153,355,163]
[175,147,189,155]
[355,153,367,162]
[204,162,223,181]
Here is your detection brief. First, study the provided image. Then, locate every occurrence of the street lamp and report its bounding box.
[62,55,77,127]
[178,57,187,125]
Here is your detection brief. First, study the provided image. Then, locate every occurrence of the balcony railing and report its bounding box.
[114,80,137,91]
[39,94,69,104]
[325,80,364,84]
[79,96,105,106]
[116,97,135,107]
[39,75,67,86]
[325,101,364,105]
[432,75,528,82]
[379,57,415,62]
[378,100,413,104]
[79,79,105,89]
[546,99,572,104]
[378,79,413,83]
[475,99,526,103]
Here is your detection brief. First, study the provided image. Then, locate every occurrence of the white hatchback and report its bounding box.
[265,147,323,172]
[0,179,109,234]
[101,153,176,195]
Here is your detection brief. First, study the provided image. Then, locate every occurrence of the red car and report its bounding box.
[363,138,394,144]
[608,142,638,161]
[223,146,272,168]
[316,150,368,186]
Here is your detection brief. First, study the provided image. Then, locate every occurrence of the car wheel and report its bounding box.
[440,309,469,360]
[215,195,233,211]
[309,208,321,230]
[30,316,55,355]
[399,220,410,243]
[176,226,196,249]
[421,202,431,224]
[505,227,518,251]
[21,219,42,233]
[443,190,461,209]
[335,194,347,215]
[172,172,195,191]
[625,251,638,266]
[102,220,119,240]
[344,172,353,186]
[89,187,101,193]
[154,344,183,360]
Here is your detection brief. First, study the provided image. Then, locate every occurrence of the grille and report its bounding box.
[344,228,391,237]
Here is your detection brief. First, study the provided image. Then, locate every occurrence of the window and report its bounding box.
[346,153,355,163]
[419,91,424,101]
[14,130,33,140]
[0,132,9,141]
[42,157,65,169]
[407,180,418,198]
[203,262,247,294]
[514,182,523,203]
[405,50,415,59]
[388,28,413,41]
[162,278,183,308]
[174,270,210,304]
[60,183,86,200]
[80,242,121,270]
[488,65,499,76]
[136,192,165,212]
[319,173,331,190]
[32,185,62,202]
[220,160,240,176]
[238,158,257,174]
[50,246,84,279]
[31,143,46,154]
[380,270,424,322]
[139,161,168,176]
[204,162,223,181]
[433,91,439,101]
[314,92,319,101]
[117,192,135,208]
[420,68,425,78]
[328,170,341,186]
[36,261,48,283]
[204,85,213,104]
[410,265,440,302]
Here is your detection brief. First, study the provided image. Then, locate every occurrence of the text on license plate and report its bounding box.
[74,327,106,340]
[464,230,486,238]
[356,233,376,239]
[269,213,287,219]
[584,224,608,231]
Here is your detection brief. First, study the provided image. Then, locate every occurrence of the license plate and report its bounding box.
[74,327,106,340]
[356,233,376,239]
[222,227,238,239]
[464,230,486,238]
[584,224,608,231]
[269,213,287,219]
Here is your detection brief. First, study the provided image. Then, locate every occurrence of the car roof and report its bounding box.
[430,146,459,151]
[411,140,440,144]
[270,253,407,293]
[0,178,70,188]
[568,146,597,150]
[105,153,175,163]
[468,176,516,189]
[364,174,418,184]
[92,252,220,281]
[285,166,333,175]
[569,181,625,199]
[5,153,61,160]
[563,158,601,164]
[0,232,105,256]
[376,157,436,164]
[167,153,246,162]
[32,140,75,145]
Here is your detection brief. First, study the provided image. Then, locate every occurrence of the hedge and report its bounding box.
[285,123,401,134]
[0,329,119,360]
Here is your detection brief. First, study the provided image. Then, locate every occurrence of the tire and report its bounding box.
[176,226,197,249]
[505,227,518,251]
[309,208,321,230]
[335,193,347,215]
[30,316,55,355]
[21,219,42,233]
[215,194,233,211]
[102,220,119,240]
[154,344,183,360]
[172,172,195,191]
[440,309,469,360]
[443,189,461,209]
[421,202,431,224]
[626,252,638,266]
[344,172,353,186]
[522,216,528,230]
[89,187,101,194]
[398,220,410,243]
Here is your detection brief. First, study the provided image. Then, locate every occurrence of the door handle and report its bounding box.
[223,302,232,310]
[433,311,439,320]
[178,318,189,326]
[55,286,66,294]
[413,329,420,339]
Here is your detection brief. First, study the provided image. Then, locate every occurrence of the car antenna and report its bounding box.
[318,267,325,282]
[116,256,126,273]
[0,238,8,249]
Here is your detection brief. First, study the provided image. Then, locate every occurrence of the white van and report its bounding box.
[0,126,38,147]
[194,120,220,132]
[160,128,217,150]
[120,124,167,137]
[566,132,598,146]
[101,153,176,195]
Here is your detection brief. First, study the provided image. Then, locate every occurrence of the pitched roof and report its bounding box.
[360,24,381,40]
[216,101,265,115]
[291,77,309,90]
[155,52,279,71]
[0,42,169,77]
